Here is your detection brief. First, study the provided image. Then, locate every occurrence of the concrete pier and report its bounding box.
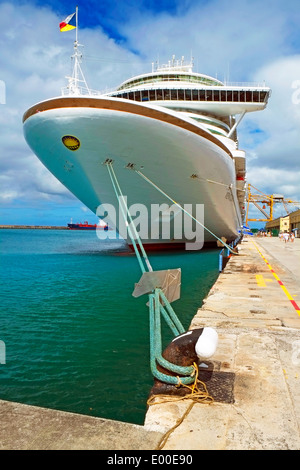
[0,400,162,450]
[0,225,68,229]
[1,237,299,450]
[145,237,300,450]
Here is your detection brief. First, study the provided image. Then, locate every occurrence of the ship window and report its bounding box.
[112,85,266,105]
[185,89,192,100]
[227,91,233,101]
[260,91,267,102]
[213,90,220,101]
[117,72,225,91]
[210,129,226,136]
[141,90,149,101]
[253,91,266,103]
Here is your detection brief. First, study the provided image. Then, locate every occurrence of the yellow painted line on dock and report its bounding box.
[256,274,274,287]
[253,241,300,317]
[256,274,266,287]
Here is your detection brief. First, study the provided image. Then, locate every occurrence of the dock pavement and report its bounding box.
[145,236,300,450]
[1,237,299,450]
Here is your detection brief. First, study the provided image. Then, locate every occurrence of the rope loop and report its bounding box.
[148,363,214,450]
[147,362,214,407]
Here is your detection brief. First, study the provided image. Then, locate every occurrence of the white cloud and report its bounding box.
[239,55,300,203]
[118,0,299,79]
[246,167,300,200]
[0,2,141,216]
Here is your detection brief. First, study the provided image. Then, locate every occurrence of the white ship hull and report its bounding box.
[23,96,243,248]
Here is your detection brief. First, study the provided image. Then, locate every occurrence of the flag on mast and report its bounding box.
[60,12,76,32]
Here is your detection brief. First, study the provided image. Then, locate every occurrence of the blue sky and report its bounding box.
[0,0,299,227]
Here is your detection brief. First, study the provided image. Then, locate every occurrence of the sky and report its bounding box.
[0,0,299,227]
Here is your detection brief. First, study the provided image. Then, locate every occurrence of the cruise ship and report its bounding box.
[23,49,271,250]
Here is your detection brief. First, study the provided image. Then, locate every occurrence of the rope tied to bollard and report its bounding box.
[147,362,214,406]
[104,162,217,449]
[105,161,199,384]
[147,362,214,450]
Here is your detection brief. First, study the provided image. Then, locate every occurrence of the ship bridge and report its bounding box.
[107,86,270,117]
[105,56,270,117]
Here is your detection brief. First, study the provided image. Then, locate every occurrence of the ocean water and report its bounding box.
[0,229,219,425]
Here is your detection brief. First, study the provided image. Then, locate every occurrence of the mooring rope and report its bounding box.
[147,362,214,450]
[134,169,239,255]
[147,363,214,406]
[105,161,196,383]
[106,162,153,273]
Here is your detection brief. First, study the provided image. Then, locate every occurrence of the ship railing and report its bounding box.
[61,86,103,97]
[224,81,267,88]
[114,78,267,91]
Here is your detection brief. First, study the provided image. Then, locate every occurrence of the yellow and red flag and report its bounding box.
[60,12,76,32]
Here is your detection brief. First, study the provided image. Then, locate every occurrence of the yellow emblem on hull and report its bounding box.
[62,135,80,151]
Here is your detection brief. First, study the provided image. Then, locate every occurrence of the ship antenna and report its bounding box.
[65,6,91,96]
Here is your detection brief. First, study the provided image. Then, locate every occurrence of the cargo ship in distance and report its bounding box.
[23,42,271,250]
[67,221,109,230]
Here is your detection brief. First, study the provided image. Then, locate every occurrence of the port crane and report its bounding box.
[245,183,300,224]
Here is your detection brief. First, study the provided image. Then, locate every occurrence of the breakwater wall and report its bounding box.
[0,225,68,230]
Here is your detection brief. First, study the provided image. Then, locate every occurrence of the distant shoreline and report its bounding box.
[0,225,68,230]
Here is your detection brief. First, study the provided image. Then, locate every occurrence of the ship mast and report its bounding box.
[65,6,90,96]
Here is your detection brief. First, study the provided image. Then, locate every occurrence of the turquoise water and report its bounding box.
[0,229,219,424]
